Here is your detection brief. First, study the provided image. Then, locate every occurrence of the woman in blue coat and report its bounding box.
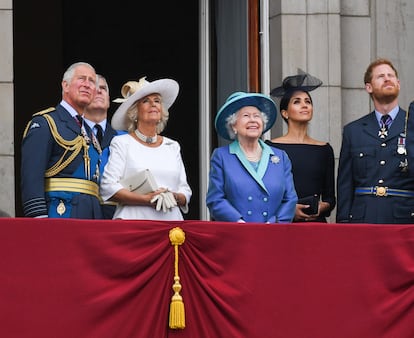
[206,92,297,223]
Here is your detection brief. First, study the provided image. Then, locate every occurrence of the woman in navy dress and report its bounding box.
[266,73,336,222]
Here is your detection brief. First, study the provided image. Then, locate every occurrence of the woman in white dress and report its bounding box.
[100,77,192,220]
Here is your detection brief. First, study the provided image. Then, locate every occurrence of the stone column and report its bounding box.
[0,0,15,217]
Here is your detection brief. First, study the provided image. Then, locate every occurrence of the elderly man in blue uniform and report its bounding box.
[21,62,104,219]
[337,58,414,223]
[83,74,119,219]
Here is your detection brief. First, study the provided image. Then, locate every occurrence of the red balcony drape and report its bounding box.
[1,219,414,338]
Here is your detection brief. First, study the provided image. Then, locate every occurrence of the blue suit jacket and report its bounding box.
[206,140,297,223]
[337,106,414,223]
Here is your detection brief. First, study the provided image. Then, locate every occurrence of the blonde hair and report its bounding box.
[125,96,169,133]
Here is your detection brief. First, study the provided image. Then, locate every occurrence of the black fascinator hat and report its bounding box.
[270,71,322,98]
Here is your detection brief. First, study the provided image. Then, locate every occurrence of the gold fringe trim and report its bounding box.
[169,227,186,329]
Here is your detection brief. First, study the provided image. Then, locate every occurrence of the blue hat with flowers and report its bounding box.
[215,92,278,140]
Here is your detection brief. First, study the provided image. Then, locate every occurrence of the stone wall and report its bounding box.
[0,0,15,217]
[2,0,414,218]
[268,0,414,221]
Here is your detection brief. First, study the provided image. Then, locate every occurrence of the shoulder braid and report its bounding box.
[22,107,56,139]
[23,108,88,177]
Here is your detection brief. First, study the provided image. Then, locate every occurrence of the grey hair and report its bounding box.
[61,62,96,97]
[62,62,95,83]
[225,109,269,140]
[125,96,169,133]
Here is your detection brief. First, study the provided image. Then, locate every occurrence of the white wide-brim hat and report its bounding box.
[111,77,179,130]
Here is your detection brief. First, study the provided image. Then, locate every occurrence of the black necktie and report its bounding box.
[95,124,103,145]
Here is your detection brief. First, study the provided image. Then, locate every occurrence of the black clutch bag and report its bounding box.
[298,195,319,215]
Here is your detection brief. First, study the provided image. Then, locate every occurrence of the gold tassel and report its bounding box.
[169,227,186,329]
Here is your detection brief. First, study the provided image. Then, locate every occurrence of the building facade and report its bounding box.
[2,0,414,218]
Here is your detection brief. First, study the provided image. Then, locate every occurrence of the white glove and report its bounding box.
[151,191,177,212]
[151,194,164,211]
[162,191,177,210]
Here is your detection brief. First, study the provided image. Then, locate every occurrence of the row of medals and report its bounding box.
[379,125,408,172]
[57,125,102,216]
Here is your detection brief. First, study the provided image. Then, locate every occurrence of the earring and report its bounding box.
[233,130,237,134]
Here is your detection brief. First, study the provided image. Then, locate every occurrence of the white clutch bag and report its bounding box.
[120,169,158,194]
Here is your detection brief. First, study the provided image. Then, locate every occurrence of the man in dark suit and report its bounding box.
[84,74,119,219]
[21,62,104,219]
[337,58,414,223]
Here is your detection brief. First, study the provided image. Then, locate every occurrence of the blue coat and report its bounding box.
[337,106,414,223]
[21,104,103,219]
[206,140,297,223]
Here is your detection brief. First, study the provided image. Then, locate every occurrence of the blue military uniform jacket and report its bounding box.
[206,140,297,223]
[21,104,103,219]
[337,106,414,223]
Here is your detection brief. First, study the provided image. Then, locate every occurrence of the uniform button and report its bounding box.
[359,153,364,157]
[378,179,384,184]
[381,143,386,147]
[263,197,268,202]
[262,211,268,216]
[247,210,252,215]
[380,160,386,165]
[247,196,253,201]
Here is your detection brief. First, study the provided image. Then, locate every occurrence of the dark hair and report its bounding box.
[279,90,313,123]
[364,58,398,84]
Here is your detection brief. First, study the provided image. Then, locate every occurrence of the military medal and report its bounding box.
[57,200,66,216]
[397,135,407,155]
[93,159,101,181]
[378,127,388,138]
[399,158,409,172]
[91,132,102,154]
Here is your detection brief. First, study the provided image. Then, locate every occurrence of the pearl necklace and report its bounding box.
[134,128,157,144]
[241,144,262,162]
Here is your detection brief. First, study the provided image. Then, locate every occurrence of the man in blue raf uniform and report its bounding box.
[337,58,414,223]
[21,62,104,219]
[84,74,120,219]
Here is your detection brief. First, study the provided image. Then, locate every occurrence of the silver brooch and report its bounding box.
[271,155,280,164]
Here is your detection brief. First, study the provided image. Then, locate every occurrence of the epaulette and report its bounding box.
[32,107,56,117]
[23,107,56,139]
